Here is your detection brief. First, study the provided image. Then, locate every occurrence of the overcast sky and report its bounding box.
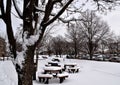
[99,7,120,36]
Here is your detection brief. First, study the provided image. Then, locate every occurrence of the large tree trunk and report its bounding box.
[17,1,36,85]
[17,46,35,85]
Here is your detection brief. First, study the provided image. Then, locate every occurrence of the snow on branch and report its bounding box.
[35,0,84,24]
[43,0,74,26]
[35,6,84,24]
[93,0,120,11]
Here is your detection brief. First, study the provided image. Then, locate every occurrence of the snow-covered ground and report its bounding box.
[0,56,120,85]
[0,61,18,85]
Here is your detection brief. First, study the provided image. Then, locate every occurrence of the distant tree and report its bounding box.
[106,36,115,54]
[66,24,84,58]
[99,40,108,54]
[113,36,120,56]
[51,35,66,57]
[107,35,120,56]
[77,10,110,59]
[40,34,53,56]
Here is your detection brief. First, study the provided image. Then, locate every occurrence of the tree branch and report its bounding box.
[43,0,73,26]
[11,12,21,19]
[1,0,5,18]
[35,6,83,23]
[12,0,23,19]
[53,0,62,3]
[5,0,17,59]
[42,0,54,24]
[0,15,2,18]
[36,7,85,24]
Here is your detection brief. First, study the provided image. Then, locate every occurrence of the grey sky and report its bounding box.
[98,7,120,35]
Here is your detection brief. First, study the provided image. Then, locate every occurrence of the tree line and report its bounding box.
[40,10,120,60]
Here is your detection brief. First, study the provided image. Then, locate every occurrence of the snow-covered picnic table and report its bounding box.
[38,66,69,84]
[64,63,80,73]
[67,66,80,73]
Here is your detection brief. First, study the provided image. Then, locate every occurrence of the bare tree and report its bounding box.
[0,0,74,85]
[77,10,110,59]
[107,35,120,56]
[45,38,53,56]
[99,40,108,54]
[66,24,84,58]
[113,36,120,56]
[51,35,66,57]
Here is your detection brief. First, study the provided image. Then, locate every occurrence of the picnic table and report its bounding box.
[64,63,79,73]
[67,66,80,73]
[38,66,68,84]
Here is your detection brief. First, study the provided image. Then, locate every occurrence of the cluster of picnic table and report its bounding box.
[38,57,80,84]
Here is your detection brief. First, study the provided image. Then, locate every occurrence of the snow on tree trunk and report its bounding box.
[16,45,35,85]
[22,46,35,85]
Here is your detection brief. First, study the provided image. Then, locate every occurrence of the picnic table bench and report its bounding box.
[57,73,69,83]
[38,74,53,84]
[67,67,80,73]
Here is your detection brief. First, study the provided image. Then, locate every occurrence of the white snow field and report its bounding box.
[0,56,120,85]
